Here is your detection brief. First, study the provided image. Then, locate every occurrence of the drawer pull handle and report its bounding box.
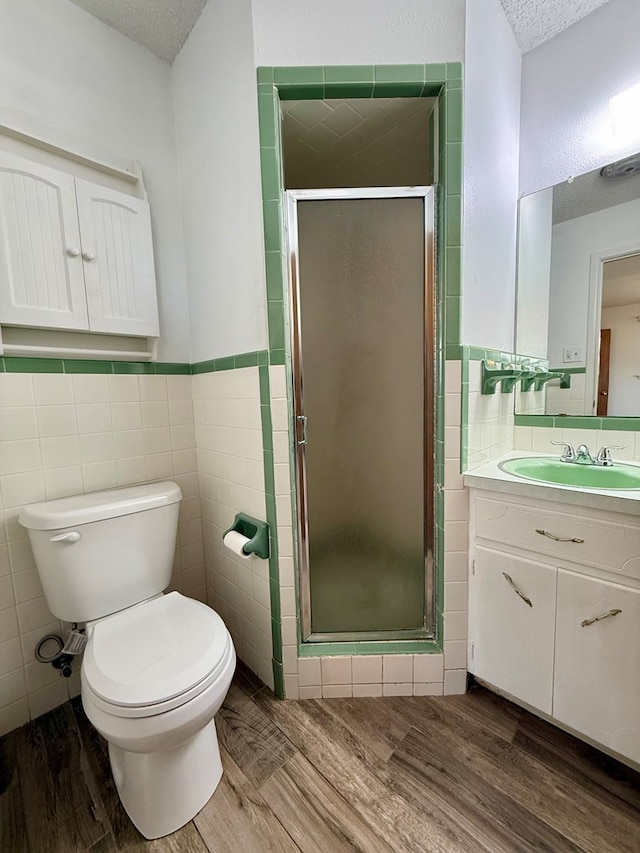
[581,608,622,627]
[535,528,584,544]
[502,572,533,608]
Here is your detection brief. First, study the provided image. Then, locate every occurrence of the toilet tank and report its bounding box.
[19,482,182,623]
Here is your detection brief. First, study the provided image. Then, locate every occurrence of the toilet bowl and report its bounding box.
[81,591,236,839]
[19,482,237,840]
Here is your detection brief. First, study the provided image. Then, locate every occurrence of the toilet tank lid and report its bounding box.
[19,482,182,530]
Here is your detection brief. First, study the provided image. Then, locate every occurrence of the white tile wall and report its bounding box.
[192,368,274,691]
[544,373,586,415]
[465,360,515,471]
[0,371,203,735]
[290,652,446,699]
[514,425,640,461]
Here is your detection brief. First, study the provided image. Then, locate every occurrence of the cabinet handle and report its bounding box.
[535,528,584,544]
[66,247,80,257]
[581,608,622,627]
[82,251,96,262]
[502,572,533,607]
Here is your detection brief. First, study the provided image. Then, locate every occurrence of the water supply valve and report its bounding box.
[52,653,74,678]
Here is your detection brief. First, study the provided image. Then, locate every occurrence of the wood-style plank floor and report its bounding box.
[1,663,639,852]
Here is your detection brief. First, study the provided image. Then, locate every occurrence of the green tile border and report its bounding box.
[255,64,464,665]
[515,414,640,431]
[0,357,191,375]
[299,640,442,657]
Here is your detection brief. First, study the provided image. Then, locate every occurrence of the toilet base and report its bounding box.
[108,719,222,839]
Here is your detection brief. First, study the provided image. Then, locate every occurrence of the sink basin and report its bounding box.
[499,457,640,490]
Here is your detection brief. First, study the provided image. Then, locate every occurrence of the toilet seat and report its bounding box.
[83,592,232,718]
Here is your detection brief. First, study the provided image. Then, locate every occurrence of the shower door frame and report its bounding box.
[285,187,436,643]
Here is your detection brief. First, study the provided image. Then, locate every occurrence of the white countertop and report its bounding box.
[463,450,640,516]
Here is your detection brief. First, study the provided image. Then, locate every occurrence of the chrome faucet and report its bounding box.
[551,440,626,466]
[595,445,626,467]
[550,440,576,462]
[575,444,595,464]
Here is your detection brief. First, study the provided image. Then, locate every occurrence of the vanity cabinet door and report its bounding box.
[470,546,557,714]
[554,570,640,764]
[0,152,89,329]
[76,179,159,336]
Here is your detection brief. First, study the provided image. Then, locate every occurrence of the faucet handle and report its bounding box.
[595,445,626,467]
[551,440,576,462]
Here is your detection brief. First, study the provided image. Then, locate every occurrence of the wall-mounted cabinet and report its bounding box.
[0,152,158,338]
[469,490,640,768]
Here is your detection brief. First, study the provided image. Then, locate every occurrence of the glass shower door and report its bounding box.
[288,189,434,640]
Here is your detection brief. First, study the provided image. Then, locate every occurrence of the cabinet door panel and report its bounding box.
[554,570,640,764]
[0,153,88,329]
[470,546,557,713]
[76,179,159,336]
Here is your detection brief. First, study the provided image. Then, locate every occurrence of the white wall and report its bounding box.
[547,198,640,369]
[462,0,521,352]
[0,0,191,362]
[600,302,640,417]
[252,0,465,66]
[515,187,553,358]
[520,0,640,196]
[172,0,268,364]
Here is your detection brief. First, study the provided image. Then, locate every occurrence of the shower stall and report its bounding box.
[286,187,435,642]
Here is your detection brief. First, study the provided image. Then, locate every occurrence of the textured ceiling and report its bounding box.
[70,0,208,62]
[500,0,611,53]
[602,254,640,309]
[282,98,436,190]
[71,1,614,64]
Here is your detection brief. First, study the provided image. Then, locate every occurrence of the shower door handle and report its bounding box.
[296,415,308,446]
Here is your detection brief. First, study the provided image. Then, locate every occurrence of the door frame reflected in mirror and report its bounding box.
[585,243,640,416]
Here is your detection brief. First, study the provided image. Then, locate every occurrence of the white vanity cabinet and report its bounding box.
[554,570,640,765]
[468,488,640,768]
[0,151,159,337]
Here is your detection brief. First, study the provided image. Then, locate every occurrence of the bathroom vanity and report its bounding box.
[465,454,640,769]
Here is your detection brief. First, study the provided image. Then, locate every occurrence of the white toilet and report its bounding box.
[19,481,236,840]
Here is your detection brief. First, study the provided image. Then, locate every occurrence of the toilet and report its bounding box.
[19,481,236,840]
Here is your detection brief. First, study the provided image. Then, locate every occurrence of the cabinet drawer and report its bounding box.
[474,495,640,580]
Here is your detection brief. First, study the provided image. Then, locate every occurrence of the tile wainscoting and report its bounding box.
[0,368,202,736]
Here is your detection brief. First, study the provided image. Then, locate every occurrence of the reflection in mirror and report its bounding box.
[515,153,640,417]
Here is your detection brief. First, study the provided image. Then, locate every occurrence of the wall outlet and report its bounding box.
[563,346,583,363]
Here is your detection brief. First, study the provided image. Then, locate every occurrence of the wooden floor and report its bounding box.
[1,664,639,852]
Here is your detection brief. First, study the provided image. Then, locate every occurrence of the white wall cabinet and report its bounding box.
[0,152,158,337]
[469,489,640,768]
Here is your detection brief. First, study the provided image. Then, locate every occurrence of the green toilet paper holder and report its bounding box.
[224,513,270,559]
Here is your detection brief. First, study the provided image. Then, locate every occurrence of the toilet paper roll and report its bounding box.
[223,530,253,560]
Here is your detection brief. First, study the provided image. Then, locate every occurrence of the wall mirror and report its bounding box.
[514,152,640,417]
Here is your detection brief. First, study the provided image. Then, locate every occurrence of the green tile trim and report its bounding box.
[299,639,441,657]
[191,351,265,374]
[549,366,587,374]
[258,362,284,698]
[3,357,64,373]
[515,414,640,431]
[254,64,463,655]
[1,357,191,375]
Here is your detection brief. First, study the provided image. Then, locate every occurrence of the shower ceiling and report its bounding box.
[281,98,436,189]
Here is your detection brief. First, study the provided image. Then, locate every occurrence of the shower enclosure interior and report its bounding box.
[286,187,435,642]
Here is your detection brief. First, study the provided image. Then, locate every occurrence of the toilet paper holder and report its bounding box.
[224,513,270,559]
